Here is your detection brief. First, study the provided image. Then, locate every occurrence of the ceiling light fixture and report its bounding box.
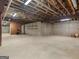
[24,0,32,5]
[13,13,16,17]
[60,19,71,21]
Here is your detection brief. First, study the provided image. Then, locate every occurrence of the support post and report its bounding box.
[0,0,5,46]
[23,24,26,34]
[0,13,2,46]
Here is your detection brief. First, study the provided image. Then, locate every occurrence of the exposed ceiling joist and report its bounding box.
[66,0,75,15]
[56,0,71,15]
[48,0,66,16]
[4,0,79,23]
[33,0,59,15]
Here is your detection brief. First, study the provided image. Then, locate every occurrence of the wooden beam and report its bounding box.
[14,0,55,16]
[13,0,55,20]
[48,0,66,16]
[56,0,71,15]
[30,2,54,15]
[11,3,46,19]
[3,0,13,20]
[47,0,51,8]
[33,0,59,15]
[66,0,75,15]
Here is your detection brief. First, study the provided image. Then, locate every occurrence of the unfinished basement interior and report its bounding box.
[0,0,79,59]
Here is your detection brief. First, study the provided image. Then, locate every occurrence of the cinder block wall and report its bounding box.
[41,21,79,36]
[52,21,79,36]
[41,22,53,35]
[22,22,41,35]
[22,21,79,36]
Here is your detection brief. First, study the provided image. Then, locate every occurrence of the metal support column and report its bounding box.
[0,0,5,46]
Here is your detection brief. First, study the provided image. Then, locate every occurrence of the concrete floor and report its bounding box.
[0,34,79,59]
